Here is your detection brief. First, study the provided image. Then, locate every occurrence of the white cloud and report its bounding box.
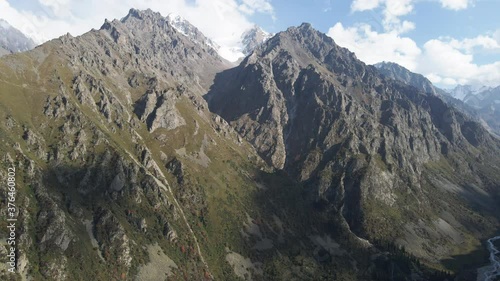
[447,35,500,53]
[327,22,421,70]
[238,0,274,16]
[38,0,73,17]
[382,0,414,33]
[418,38,500,86]
[440,0,473,10]
[351,0,383,12]
[350,0,474,35]
[350,0,415,34]
[334,0,496,86]
[0,0,274,55]
[328,21,500,87]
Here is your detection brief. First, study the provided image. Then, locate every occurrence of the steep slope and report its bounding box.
[0,19,36,57]
[207,23,500,273]
[0,9,440,281]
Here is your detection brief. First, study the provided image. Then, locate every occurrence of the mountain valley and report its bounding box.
[0,8,499,281]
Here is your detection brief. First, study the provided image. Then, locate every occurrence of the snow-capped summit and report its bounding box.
[165,14,272,62]
[166,13,220,51]
[240,25,272,56]
[218,25,273,62]
[445,84,493,101]
[0,18,36,57]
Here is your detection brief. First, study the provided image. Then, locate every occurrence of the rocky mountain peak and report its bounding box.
[250,23,371,82]
[92,9,231,94]
[298,22,313,30]
[123,8,161,21]
[240,25,272,55]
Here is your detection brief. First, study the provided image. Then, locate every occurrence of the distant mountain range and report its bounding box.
[375,61,500,137]
[446,85,500,137]
[0,19,36,56]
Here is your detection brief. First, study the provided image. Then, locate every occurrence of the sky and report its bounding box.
[0,0,499,88]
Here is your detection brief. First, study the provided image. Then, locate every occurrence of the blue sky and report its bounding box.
[0,0,498,87]
[251,0,500,87]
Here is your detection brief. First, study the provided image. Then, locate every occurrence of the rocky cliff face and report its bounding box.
[208,23,500,267]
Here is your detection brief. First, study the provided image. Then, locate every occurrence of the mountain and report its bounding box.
[446,84,492,101]
[375,61,500,137]
[207,22,500,275]
[217,25,272,63]
[166,13,220,53]
[1,9,499,280]
[450,85,500,137]
[0,9,274,280]
[0,19,36,56]
[374,62,443,96]
[0,9,413,281]
[240,25,272,56]
[163,16,271,63]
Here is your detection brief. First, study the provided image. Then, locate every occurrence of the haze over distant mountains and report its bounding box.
[0,8,499,281]
[0,19,36,56]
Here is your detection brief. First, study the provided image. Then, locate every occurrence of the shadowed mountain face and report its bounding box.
[207,23,500,266]
[0,9,499,281]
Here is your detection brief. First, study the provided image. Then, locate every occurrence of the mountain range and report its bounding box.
[0,8,499,281]
[375,61,500,137]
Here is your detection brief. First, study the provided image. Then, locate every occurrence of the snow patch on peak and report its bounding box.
[218,46,245,63]
[163,15,271,63]
[0,18,36,55]
[446,84,496,101]
[166,13,220,51]
[241,25,272,56]
[0,19,11,30]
